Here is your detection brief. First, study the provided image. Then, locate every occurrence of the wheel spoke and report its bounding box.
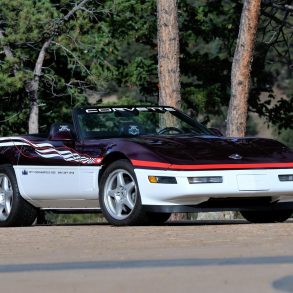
[4,199,11,215]
[0,200,7,219]
[115,201,123,216]
[125,181,135,193]
[3,177,9,192]
[123,195,134,210]
[0,194,4,205]
[116,172,125,187]
[107,189,116,198]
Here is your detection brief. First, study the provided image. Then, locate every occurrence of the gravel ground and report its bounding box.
[0,220,293,292]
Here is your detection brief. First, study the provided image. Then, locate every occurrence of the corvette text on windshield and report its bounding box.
[85,107,176,113]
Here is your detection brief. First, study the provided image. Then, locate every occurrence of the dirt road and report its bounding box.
[0,220,293,293]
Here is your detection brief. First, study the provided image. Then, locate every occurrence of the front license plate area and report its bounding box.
[237,175,269,191]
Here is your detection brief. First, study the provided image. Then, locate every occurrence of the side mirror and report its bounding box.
[49,123,75,141]
[208,128,223,137]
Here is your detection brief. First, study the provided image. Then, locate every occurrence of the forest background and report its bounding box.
[0,0,292,223]
[0,0,292,146]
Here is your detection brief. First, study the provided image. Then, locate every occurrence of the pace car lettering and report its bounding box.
[23,170,75,175]
[85,107,176,113]
[0,137,101,165]
[28,170,56,174]
[57,171,75,175]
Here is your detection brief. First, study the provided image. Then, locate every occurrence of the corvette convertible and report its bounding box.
[0,105,293,226]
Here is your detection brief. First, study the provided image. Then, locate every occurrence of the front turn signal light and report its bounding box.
[148,176,177,184]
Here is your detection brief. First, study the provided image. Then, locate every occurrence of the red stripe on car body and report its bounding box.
[131,160,293,170]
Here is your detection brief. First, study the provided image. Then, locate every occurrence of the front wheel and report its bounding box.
[0,165,37,227]
[240,210,292,223]
[99,160,146,226]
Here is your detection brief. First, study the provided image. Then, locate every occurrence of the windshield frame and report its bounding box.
[73,105,214,141]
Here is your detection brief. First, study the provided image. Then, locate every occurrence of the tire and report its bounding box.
[0,165,37,227]
[145,212,171,225]
[240,210,292,223]
[99,159,146,226]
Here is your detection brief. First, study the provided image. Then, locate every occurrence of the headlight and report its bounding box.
[148,176,177,184]
[188,176,223,184]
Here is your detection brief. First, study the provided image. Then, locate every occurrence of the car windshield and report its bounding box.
[75,106,213,139]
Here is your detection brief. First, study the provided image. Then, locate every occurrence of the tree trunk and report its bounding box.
[157,0,185,221]
[27,39,52,134]
[26,0,92,134]
[226,0,261,137]
[157,0,181,109]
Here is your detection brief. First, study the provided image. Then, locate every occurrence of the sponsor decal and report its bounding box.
[128,125,140,135]
[85,107,176,114]
[58,125,71,132]
[22,170,75,175]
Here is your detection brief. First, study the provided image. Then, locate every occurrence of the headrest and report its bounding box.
[49,123,75,140]
[119,122,144,136]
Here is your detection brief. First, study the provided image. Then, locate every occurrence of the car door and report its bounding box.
[14,125,82,200]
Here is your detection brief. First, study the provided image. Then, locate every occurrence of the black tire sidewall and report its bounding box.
[0,165,21,226]
[240,210,292,223]
[0,165,37,227]
[99,160,146,226]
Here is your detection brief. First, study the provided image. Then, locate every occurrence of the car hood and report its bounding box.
[128,135,293,165]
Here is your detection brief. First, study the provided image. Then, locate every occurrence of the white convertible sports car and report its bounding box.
[0,105,293,226]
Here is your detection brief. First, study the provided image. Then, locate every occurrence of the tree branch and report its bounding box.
[52,41,91,75]
[262,1,293,12]
[63,0,92,21]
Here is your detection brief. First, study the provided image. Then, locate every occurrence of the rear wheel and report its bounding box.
[100,160,146,226]
[240,210,292,223]
[0,165,37,227]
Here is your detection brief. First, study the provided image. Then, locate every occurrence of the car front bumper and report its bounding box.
[134,168,293,206]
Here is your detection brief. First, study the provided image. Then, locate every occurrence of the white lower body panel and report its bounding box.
[14,165,101,209]
[134,168,293,206]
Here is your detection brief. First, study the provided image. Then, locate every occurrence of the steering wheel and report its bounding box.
[158,127,183,135]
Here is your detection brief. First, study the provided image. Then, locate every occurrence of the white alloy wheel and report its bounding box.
[0,174,13,221]
[104,169,137,220]
[0,165,37,227]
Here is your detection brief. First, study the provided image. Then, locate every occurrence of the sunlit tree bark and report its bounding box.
[157,0,181,109]
[226,0,261,137]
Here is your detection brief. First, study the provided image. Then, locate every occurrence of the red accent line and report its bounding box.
[132,160,171,168]
[131,160,293,170]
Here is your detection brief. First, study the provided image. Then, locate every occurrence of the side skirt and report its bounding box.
[41,208,102,214]
[143,201,293,213]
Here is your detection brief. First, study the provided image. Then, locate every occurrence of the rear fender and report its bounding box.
[0,154,13,166]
